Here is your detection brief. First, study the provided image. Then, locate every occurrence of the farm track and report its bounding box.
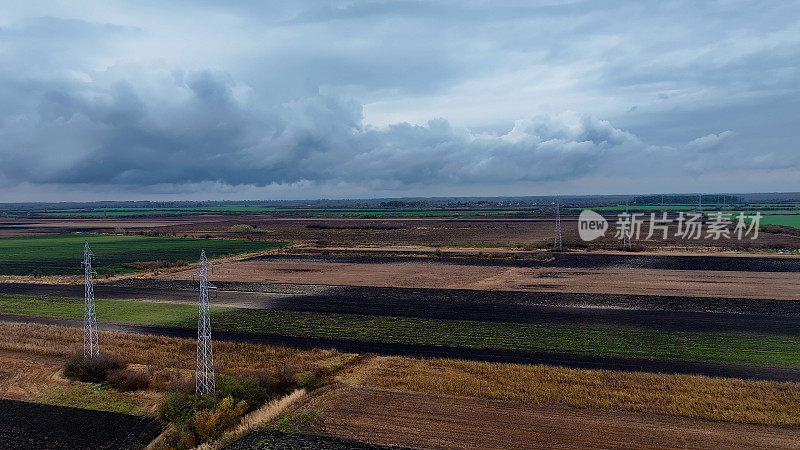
[3,315,799,382]
[3,281,799,336]
[0,398,162,450]
[299,386,800,449]
[247,252,800,272]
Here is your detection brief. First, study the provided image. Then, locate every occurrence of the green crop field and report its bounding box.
[0,295,797,369]
[759,213,800,230]
[0,234,287,276]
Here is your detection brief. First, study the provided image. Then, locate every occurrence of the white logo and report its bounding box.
[579,209,608,241]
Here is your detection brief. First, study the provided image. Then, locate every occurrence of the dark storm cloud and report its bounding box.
[2,68,765,190]
[1,0,799,199]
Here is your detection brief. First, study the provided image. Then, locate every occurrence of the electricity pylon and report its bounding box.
[622,203,632,250]
[83,243,99,358]
[553,199,563,251]
[195,250,215,395]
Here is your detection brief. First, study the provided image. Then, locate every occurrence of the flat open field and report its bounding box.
[0,233,286,276]
[3,321,799,449]
[156,215,800,249]
[6,280,799,329]
[2,291,798,381]
[283,385,800,449]
[2,210,799,448]
[162,254,800,300]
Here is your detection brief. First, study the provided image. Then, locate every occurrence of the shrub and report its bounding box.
[160,392,201,430]
[229,224,254,233]
[62,353,125,383]
[297,372,320,391]
[108,368,151,391]
[274,364,299,393]
[238,369,278,394]
[158,428,196,450]
[150,369,185,391]
[191,396,247,442]
[215,372,269,409]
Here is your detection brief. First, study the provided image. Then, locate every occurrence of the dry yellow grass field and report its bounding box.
[3,320,799,450]
[0,321,352,415]
[343,356,800,428]
[0,321,353,374]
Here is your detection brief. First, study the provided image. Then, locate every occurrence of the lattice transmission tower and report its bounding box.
[553,199,563,251]
[622,203,632,250]
[196,250,215,395]
[83,243,99,358]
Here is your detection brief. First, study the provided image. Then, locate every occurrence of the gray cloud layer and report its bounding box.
[1,1,799,199]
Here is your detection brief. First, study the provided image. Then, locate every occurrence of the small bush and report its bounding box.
[274,409,320,432]
[191,396,248,443]
[238,369,278,394]
[108,368,151,391]
[274,364,299,393]
[229,224,255,233]
[158,428,196,450]
[215,372,268,409]
[297,372,320,391]
[150,369,186,391]
[63,353,125,383]
[160,392,201,430]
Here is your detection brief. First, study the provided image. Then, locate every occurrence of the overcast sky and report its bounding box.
[1,1,798,201]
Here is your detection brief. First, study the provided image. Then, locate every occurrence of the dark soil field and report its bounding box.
[225,430,402,449]
[0,398,162,450]
[4,281,800,334]
[248,251,800,272]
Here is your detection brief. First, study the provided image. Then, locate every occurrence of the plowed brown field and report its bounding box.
[298,386,800,449]
[163,259,800,300]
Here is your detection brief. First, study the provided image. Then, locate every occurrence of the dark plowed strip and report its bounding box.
[3,282,799,336]
[0,399,162,450]
[247,252,800,272]
[306,386,800,449]
[3,315,798,382]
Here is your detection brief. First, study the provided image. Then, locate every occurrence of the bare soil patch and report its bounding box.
[162,257,800,300]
